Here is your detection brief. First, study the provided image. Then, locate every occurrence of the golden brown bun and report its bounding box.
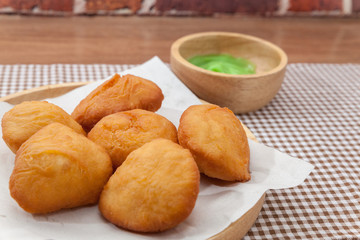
[71,74,164,132]
[1,101,85,153]
[88,109,178,169]
[178,104,250,182]
[9,123,113,214]
[99,138,200,233]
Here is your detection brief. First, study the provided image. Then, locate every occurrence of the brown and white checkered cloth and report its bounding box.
[0,63,359,239]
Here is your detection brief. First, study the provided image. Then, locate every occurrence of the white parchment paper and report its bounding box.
[0,57,314,239]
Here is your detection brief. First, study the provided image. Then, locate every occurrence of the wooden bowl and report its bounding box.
[170,32,287,114]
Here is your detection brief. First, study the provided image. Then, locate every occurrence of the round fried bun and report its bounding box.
[99,138,200,232]
[2,101,85,153]
[71,74,164,132]
[88,109,178,169]
[9,123,112,214]
[178,104,250,182]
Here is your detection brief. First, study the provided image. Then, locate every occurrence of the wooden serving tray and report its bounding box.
[0,82,264,239]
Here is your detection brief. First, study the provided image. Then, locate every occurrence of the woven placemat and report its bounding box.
[0,63,359,239]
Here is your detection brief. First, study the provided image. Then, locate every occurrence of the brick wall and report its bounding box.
[0,0,358,16]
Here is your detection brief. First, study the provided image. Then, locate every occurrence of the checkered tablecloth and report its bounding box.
[0,63,359,239]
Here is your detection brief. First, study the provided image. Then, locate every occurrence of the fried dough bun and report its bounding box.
[1,101,85,153]
[88,109,177,169]
[99,138,200,233]
[178,104,250,182]
[9,123,112,214]
[71,74,164,132]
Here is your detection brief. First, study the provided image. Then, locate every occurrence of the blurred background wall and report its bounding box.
[0,0,358,17]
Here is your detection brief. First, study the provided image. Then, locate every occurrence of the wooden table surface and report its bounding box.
[0,15,359,64]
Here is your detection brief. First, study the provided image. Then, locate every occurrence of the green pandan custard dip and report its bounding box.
[188,54,256,75]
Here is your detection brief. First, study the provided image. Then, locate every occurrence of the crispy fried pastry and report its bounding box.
[9,123,112,214]
[1,101,85,153]
[71,74,164,132]
[99,138,200,232]
[178,104,250,181]
[88,109,178,169]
